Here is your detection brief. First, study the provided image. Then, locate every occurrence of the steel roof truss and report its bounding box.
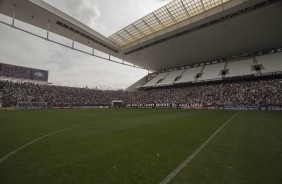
[123,29,137,41]
[165,6,177,23]
[141,18,155,32]
[180,0,192,23]
[152,13,166,28]
[132,24,146,37]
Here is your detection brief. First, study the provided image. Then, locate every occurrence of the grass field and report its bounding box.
[0,109,282,184]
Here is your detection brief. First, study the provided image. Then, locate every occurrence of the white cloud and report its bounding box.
[44,0,101,28]
[0,0,171,89]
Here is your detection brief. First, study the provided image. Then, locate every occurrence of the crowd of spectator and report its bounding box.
[127,79,282,106]
[0,78,282,107]
[0,63,31,80]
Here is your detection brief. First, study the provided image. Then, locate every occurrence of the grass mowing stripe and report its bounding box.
[0,114,144,164]
[159,111,239,184]
[0,111,161,162]
[0,110,205,164]
[0,120,102,164]
[0,113,149,164]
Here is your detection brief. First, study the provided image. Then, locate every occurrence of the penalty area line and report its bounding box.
[159,111,239,184]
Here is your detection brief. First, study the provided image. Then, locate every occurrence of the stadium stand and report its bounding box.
[1,51,282,109]
[256,52,282,73]
[174,66,203,84]
[144,56,262,86]
[200,62,225,81]
[0,63,48,82]
[0,63,30,80]
[142,72,169,87]
[155,69,184,86]
[1,77,282,108]
[225,59,257,78]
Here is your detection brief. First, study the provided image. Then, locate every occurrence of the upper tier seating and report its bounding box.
[156,69,184,86]
[199,63,225,81]
[256,52,282,73]
[142,52,282,88]
[174,66,203,84]
[142,72,169,87]
[225,59,256,78]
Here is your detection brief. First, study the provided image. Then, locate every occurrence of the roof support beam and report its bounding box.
[200,0,207,17]
[180,0,192,23]
[165,6,177,24]
[141,18,155,32]
[220,0,225,11]
[0,19,144,70]
[152,13,165,28]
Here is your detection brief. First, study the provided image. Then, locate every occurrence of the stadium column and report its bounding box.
[122,56,124,64]
[72,31,75,48]
[92,42,95,55]
[12,4,16,27]
[46,20,50,40]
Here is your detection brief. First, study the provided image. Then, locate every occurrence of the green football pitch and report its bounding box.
[0,109,282,184]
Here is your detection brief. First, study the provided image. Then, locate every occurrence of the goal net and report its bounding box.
[112,100,123,108]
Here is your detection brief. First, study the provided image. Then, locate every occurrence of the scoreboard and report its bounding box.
[30,69,49,81]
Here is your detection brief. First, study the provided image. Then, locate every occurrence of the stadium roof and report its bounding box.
[0,0,282,71]
[109,0,230,47]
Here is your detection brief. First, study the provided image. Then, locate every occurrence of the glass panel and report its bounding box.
[202,0,222,10]
[182,0,204,17]
[125,25,143,40]
[154,7,175,27]
[134,19,152,36]
[143,14,163,32]
[167,0,189,22]
[109,0,229,46]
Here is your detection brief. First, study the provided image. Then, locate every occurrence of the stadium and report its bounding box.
[0,0,282,183]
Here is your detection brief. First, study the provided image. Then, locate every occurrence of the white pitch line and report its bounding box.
[0,112,171,164]
[159,111,239,184]
[0,120,102,164]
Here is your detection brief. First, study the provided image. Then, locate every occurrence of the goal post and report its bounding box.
[111,100,123,108]
[0,92,2,107]
[17,101,48,110]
